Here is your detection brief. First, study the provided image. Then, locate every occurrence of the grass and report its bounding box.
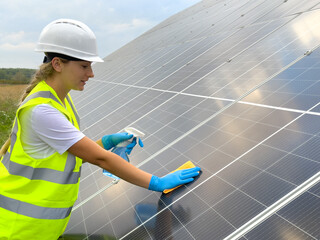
[0,84,27,147]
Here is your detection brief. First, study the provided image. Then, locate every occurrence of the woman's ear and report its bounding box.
[51,57,63,72]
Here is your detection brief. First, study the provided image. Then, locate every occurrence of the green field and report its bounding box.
[0,84,26,147]
[0,68,34,147]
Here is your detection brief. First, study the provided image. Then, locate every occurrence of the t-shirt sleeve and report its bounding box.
[31,104,85,155]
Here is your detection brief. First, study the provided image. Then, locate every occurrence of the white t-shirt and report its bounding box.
[19,104,85,159]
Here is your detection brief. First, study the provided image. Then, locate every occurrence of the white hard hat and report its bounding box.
[35,19,104,62]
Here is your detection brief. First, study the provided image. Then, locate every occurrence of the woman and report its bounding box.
[0,19,200,239]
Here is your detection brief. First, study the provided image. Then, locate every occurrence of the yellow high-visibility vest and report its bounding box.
[0,81,82,240]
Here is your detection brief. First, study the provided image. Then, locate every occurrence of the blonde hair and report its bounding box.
[0,62,55,157]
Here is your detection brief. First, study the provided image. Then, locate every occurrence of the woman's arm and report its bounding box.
[68,136,152,188]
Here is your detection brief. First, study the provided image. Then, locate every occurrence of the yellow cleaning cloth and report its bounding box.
[163,161,196,194]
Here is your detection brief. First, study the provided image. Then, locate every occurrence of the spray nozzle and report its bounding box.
[115,127,145,147]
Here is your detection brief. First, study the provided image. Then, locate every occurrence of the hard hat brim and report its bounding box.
[35,48,104,63]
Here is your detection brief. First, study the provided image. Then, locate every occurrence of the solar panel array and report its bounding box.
[64,0,320,239]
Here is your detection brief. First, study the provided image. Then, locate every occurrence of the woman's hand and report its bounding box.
[100,133,133,150]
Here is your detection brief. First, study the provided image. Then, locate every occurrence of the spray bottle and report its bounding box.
[103,127,145,182]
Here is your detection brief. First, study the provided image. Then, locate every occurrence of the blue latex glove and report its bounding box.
[148,167,201,192]
[125,137,144,155]
[109,137,144,162]
[101,133,133,150]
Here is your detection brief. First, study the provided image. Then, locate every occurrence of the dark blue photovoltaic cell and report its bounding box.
[176,209,235,240]
[245,215,315,240]
[242,48,320,110]
[263,129,312,152]
[217,161,261,188]
[309,182,320,196]
[292,136,320,163]
[246,190,320,240]
[65,0,320,239]
[240,171,295,206]
[267,153,320,185]
[213,190,266,228]
[277,191,320,239]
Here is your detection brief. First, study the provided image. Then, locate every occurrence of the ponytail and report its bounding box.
[0,62,55,157]
[19,62,55,104]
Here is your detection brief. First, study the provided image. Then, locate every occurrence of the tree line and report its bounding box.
[0,68,36,84]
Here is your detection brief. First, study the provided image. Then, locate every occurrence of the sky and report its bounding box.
[0,0,201,69]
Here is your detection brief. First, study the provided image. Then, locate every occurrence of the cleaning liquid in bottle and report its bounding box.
[103,127,145,182]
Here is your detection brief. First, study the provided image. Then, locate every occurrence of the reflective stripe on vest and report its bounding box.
[22,91,80,124]
[66,94,80,125]
[0,194,72,220]
[2,91,80,184]
[23,90,60,107]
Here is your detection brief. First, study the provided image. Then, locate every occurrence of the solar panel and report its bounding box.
[63,0,320,239]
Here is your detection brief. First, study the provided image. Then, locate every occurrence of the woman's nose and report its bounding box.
[88,67,94,78]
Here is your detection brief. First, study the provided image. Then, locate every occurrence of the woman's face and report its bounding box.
[60,60,94,91]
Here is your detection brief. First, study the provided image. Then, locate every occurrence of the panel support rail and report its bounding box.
[224,171,320,240]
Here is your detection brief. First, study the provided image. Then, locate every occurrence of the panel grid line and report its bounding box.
[79,14,298,133]
[224,172,320,240]
[120,92,320,240]
[90,79,320,116]
[74,49,316,213]
[66,4,320,238]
